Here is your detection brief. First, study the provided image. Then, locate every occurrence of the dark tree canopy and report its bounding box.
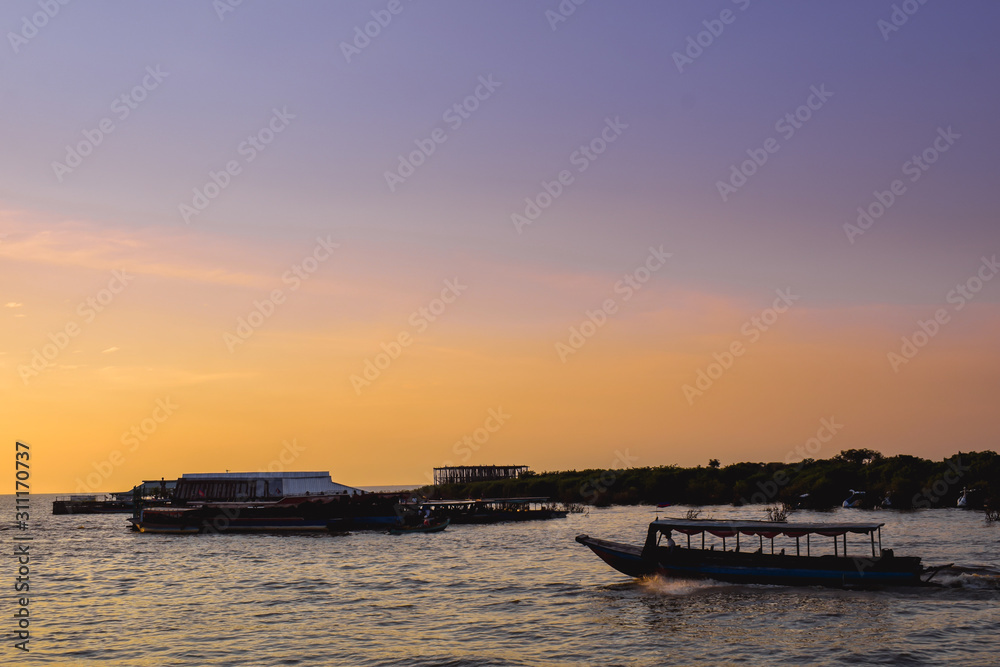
[835,449,884,466]
[421,450,999,510]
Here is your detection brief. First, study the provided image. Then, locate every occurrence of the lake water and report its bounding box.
[5,496,999,665]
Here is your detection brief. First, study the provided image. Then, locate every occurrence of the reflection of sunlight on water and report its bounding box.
[638,574,720,596]
[9,499,999,665]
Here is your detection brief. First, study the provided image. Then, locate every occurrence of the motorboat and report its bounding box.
[576,518,950,588]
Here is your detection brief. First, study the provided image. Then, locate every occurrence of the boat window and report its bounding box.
[655,524,878,558]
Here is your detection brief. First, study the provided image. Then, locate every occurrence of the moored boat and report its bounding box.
[410,497,567,524]
[55,479,177,515]
[53,493,135,515]
[388,518,450,535]
[577,518,950,588]
[130,471,400,533]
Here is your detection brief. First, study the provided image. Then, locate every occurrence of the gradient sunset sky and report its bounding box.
[3,1,999,493]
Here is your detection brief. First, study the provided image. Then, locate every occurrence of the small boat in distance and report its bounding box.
[577,518,951,588]
[388,518,450,535]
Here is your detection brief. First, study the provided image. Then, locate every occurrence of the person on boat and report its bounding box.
[665,531,676,551]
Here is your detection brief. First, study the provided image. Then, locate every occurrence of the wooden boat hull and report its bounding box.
[131,504,397,534]
[132,515,334,533]
[135,523,201,535]
[576,536,656,578]
[576,534,928,588]
[326,516,407,532]
[388,518,450,535]
[54,500,133,515]
[446,509,567,524]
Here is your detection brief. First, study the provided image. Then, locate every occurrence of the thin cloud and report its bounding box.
[0,212,265,288]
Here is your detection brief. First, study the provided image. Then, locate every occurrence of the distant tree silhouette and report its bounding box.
[835,449,883,466]
[420,449,998,510]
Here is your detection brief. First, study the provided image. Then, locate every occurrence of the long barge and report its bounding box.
[412,497,567,524]
[130,471,400,534]
[53,494,136,515]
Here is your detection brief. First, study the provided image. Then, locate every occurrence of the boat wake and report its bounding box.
[639,574,721,596]
[935,565,1000,590]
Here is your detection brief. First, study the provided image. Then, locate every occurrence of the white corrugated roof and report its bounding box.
[181,471,330,479]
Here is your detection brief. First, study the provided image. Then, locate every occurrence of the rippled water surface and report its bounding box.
[6,497,999,666]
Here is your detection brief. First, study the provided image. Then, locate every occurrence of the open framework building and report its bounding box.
[433,465,528,486]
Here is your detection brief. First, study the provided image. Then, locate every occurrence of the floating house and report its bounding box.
[173,471,365,502]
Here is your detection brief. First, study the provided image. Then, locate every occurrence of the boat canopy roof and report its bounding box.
[651,518,884,539]
[420,497,550,507]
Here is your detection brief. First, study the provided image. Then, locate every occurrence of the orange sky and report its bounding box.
[5,212,999,493]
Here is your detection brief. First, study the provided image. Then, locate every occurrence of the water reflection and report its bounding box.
[7,496,1000,666]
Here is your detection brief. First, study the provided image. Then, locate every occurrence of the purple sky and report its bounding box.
[4,1,998,303]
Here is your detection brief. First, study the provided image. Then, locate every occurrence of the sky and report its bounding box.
[3,1,999,493]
